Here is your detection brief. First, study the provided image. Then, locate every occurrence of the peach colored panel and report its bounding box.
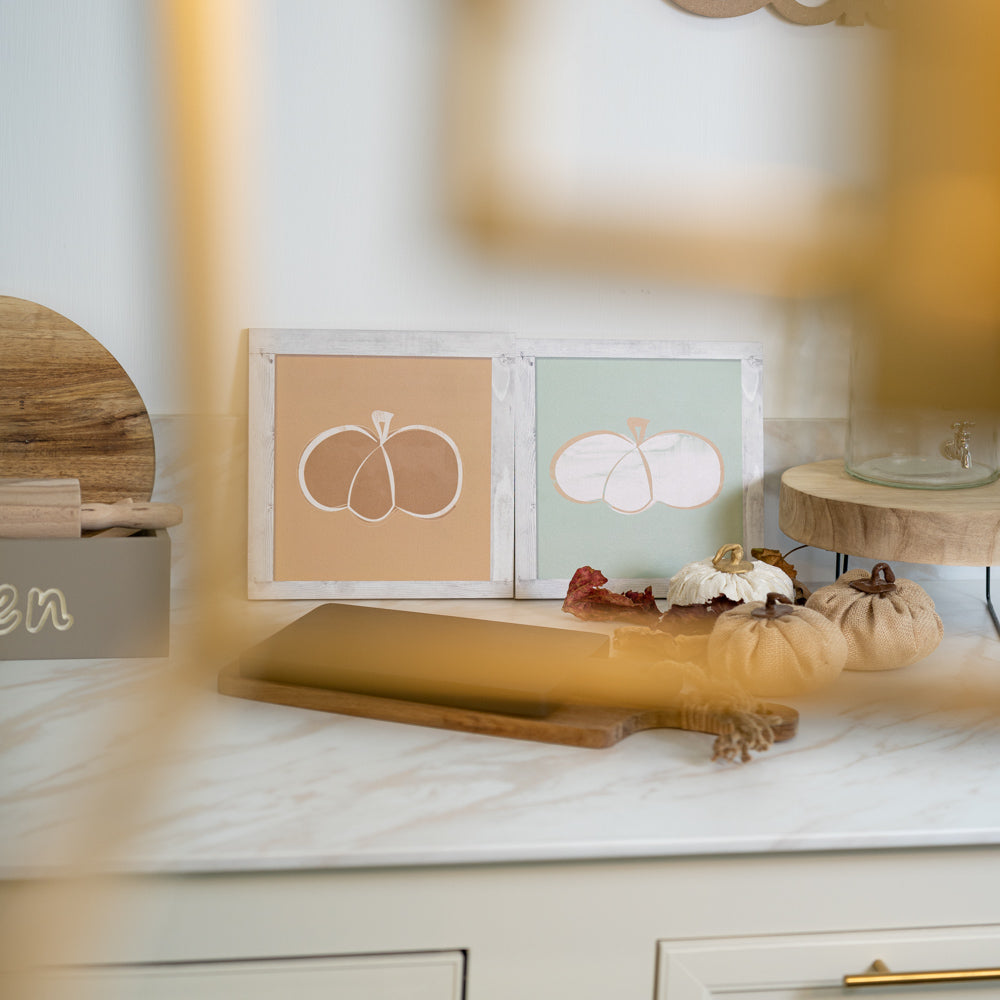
[273,355,493,581]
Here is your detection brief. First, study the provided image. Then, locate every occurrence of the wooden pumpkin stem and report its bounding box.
[849,562,898,597]
[751,591,797,619]
[712,543,753,574]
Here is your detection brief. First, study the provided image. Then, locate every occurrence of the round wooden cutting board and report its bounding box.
[0,295,156,504]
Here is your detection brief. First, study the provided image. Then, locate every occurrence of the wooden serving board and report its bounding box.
[218,604,798,750]
[0,295,155,504]
[217,661,798,749]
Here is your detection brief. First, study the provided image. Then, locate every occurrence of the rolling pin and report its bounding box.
[0,477,183,538]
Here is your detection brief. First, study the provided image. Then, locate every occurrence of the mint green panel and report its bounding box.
[535,358,745,582]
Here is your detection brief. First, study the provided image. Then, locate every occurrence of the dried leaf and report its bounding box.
[751,547,812,603]
[750,547,798,581]
[562,566,661,623]
[657,595,743,635]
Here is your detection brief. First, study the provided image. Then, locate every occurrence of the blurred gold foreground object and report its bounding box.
[863,0,1000,414]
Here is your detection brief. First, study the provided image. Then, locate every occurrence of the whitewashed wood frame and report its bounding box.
[513,339,764,599]
[248,330,515,599]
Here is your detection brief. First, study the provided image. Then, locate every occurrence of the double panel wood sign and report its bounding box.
[248,332,762,599]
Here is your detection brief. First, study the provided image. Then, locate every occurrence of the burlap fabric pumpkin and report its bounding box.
[805,563,943,672]
[708,592,848,697]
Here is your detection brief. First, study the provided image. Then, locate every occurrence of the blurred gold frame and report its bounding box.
[446,0,874,298]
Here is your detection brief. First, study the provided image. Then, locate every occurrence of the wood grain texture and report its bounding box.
[79,498,183,531]
[0,476,81,537]
[0,477,180,538]
[0,295,155,503]
[217,662,798,750]
[780,459,1000,566]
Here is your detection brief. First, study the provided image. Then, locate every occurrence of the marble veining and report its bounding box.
[1,415,997,877]
[1,580,998,877]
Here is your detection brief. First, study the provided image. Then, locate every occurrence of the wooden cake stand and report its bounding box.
[779,459,1000,635]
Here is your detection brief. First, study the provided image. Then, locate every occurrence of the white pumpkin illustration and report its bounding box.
[299,410,463,522]
[550,417,723,513]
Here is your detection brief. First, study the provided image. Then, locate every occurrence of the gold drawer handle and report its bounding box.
[844,959,1000,988]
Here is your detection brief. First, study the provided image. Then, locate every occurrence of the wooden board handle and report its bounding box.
[217,662,798,758]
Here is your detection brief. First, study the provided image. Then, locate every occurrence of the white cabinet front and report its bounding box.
[657,926,1000,999]
[34,950,465,1000]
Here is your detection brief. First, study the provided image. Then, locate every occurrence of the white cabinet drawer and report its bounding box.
[657,925,1000,999]
[33,950,465,1000]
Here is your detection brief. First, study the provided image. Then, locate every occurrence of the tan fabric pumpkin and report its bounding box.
[708,592,848,697]
[805,563,943,672]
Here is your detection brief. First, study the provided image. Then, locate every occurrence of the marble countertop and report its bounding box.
[2,580,999,878]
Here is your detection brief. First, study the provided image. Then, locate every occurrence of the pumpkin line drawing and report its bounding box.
[550,417,723,514]
[299,409,463,523]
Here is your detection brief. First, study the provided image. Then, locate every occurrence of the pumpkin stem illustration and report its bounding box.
[627,417,649,445]
[371,410,394,442]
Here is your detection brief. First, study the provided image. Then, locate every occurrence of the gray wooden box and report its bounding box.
[0,530,170,660]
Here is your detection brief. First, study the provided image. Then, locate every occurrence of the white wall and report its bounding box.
[1,0,882,420]
[1,0,180,413]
